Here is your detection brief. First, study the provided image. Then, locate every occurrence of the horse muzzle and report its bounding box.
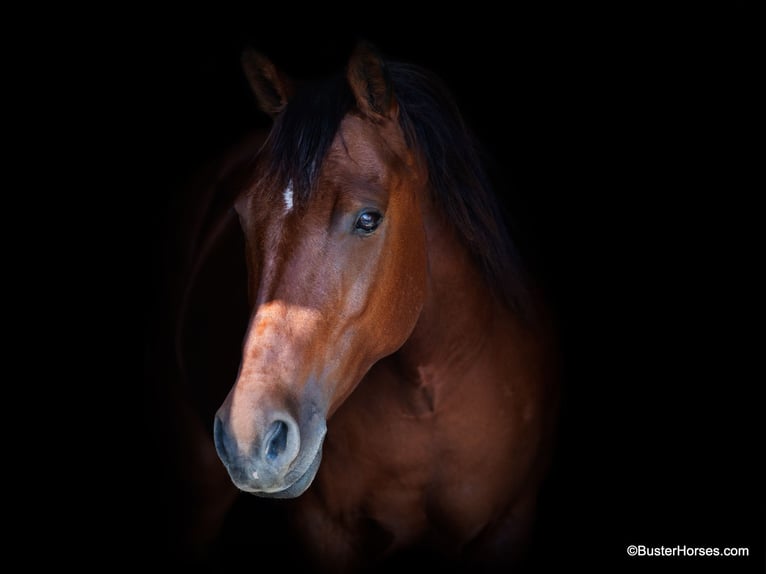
[213,408,326,498]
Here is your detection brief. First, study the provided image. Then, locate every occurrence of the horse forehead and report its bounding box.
[330,115,392,172]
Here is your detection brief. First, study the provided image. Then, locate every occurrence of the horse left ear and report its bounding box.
[241,48,293,117]
[347,42,396,120]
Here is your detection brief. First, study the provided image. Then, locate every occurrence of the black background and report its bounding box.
[138,6,762,572]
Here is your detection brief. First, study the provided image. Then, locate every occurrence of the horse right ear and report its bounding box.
[347,42,395,120]
[241,49,293,117]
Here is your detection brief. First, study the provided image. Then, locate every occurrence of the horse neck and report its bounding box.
[397,206,506,376]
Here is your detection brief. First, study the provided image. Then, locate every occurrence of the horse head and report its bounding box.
[214,44,429,497]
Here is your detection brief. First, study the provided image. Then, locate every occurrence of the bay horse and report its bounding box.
[194,43,558,571]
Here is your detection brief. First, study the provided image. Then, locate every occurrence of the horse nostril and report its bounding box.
[265,420,288,462]
[213,415,230,463]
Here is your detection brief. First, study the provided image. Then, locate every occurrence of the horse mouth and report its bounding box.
[260,445,323,498]
[245,436,324,499]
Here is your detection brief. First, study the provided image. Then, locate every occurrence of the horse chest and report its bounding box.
[304,364,519,554]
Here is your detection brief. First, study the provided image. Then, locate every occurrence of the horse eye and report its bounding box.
[354,211,382,234]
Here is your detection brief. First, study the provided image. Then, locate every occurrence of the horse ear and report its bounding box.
[241,49,293,117]
[347,42,396,119]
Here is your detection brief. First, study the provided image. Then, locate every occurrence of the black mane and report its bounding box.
[263,62,530,313]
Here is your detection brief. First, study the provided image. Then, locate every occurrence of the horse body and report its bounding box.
[174,44,559,571]
[294,204,556,567]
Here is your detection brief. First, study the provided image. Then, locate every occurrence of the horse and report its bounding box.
[177,43,558,572]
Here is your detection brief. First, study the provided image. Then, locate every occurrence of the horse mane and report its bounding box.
[262,61,531,314]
